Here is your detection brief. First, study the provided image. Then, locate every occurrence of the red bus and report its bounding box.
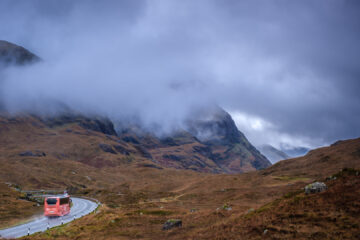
[44,195,71,217]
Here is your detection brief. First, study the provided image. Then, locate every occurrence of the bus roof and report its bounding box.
[44,194,69,199]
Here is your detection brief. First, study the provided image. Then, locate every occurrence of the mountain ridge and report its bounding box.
[258,144,290,163]
[0,40,271,174]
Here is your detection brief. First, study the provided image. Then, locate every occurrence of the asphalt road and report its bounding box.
[0,197,98,239]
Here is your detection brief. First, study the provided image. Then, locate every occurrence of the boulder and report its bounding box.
[162,219,182,230]
[305,182,327,194]
[19,150,46,157]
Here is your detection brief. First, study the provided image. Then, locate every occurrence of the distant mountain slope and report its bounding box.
[258,144,289,163]
[262,138,360,179]
[0,40,40,66]
[280,144,309,158]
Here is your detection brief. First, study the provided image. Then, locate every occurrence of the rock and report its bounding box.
[122,136,140,144]
[79,118,117,136]
[160,137,179,146]
[305,182,327,194]
[42,115,117,136]
[99,143,117,154]
[113,145,130,155]
[19,150,46,157]
[135,146,153,159]
[162,154,186,161]
[162,219,182,230]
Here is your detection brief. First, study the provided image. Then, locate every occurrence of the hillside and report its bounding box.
[0,183,42,229]
[262,138,360,179]
[15,138,360,240]
[193,168,360,239]
[0,40,359,239]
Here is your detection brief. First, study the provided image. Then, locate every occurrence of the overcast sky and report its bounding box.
[0,0,359,149]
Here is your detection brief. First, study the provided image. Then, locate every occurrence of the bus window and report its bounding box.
[60,197,69,205]
[46,198,57,205]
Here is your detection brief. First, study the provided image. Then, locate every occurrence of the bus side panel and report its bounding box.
[59,197,71,216]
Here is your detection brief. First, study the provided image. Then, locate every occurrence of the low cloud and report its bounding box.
[0,0,359,147]
[230,111,322,149]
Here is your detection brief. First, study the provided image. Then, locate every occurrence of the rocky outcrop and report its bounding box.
[305,182,327,194]
[42,114,117,136]
[113,145,130,155]
[99,143,117,154]
[162,219,182,230]
[115,108,271,173]
[19,150,46,157]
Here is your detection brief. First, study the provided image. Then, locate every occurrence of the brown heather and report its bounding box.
[0,116,359,239]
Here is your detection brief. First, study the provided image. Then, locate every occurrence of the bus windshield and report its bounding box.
[46,198,58,205]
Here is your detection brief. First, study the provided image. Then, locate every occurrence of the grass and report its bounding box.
[134,210,174,216]
[273,176,310,181]
[1,115,360,239]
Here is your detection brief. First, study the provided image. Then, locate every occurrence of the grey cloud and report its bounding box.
[0,0,359,147]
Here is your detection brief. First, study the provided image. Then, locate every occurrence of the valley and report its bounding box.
[1,2,360,237]
[0,112,359,239]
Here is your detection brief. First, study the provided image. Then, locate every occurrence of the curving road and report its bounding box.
[0,197,98,239]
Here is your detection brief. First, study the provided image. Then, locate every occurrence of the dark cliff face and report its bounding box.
[0,40,40,66]
[115,108,271,173]
[185,108,271,173]
[41,114,118,136]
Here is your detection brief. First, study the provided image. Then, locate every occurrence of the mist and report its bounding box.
[1,0,360,148]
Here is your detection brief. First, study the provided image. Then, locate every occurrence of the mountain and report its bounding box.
[262,138,360,178]
[0,40,359,240]
[184,108,271,172]
[0,40,40,66]
[258,144,290,163]
[10,137,360,239]
[0,40,270,174]
[280,144,309,157]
